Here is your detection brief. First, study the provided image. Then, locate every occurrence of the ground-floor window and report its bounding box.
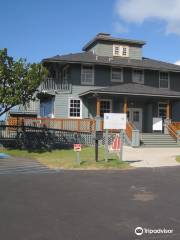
[158,102,167,119]
[68,98,82,118]
[100,99,112,118]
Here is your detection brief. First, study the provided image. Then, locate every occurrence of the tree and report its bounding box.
[0,48,48,116]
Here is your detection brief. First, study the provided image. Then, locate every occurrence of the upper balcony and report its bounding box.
[39,77,72,93]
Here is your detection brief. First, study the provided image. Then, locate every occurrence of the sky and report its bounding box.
[1,0,180,64]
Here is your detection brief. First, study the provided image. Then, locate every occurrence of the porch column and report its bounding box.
[166,100,171,119]
[96,98,100,117]
[123,97,128,113]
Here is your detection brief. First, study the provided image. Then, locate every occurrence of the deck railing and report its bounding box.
[125,121,136,142]
[8,117,96,133]
[40,78,71,92]
[167,122,180,141]
[167,122,180,142]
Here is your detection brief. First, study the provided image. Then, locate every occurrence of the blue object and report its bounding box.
[0,153,10,159]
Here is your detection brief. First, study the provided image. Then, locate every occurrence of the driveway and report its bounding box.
[0,168,180,239]
[123,146,180,168]
[0,153,57,175]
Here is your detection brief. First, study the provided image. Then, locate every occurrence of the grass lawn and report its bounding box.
[2,147,130,170]
[176,156,180,163]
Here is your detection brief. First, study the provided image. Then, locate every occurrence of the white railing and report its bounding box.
[40,78,71,92]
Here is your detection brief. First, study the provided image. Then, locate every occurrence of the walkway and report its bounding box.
[123,146,180,168]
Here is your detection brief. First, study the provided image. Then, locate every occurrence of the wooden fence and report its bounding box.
[7,117,135,144]
[8,117,98,133]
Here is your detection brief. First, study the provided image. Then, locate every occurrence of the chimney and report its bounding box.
[96,33,111,38]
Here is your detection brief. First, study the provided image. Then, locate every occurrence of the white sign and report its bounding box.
[153,118,163,131]
[104,113,127,130]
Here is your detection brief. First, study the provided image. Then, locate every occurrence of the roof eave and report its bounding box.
[42,58,180,73]
[79,90,180,99]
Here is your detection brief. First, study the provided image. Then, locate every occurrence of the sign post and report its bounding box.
[95,117,102,162]
[104,113,126,162]
[105,129,109,162]
[119,130,124,161]
[74,144,81,165]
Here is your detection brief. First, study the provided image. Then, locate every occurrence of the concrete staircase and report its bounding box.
[141,133,179,147]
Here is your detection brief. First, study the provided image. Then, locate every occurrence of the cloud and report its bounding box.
[113,22,128,33]
[115,0,180,35]
[175,60,180,65]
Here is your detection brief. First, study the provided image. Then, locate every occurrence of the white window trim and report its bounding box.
[100,99,113,117]
[121,45,129,57]
[159,71,170,89]
[68,97,82,119]
[113,45,120,56]
[132,69,144,84]
[111,67,124,83]
[158,102,167,118]
[81,64,94,85]
[113,45,129,57]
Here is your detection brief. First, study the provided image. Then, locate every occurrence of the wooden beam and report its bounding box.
[123,97,128,113]
[96,98,100,117]
[166,101,171,119]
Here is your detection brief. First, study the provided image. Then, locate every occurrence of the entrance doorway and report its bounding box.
[127,108,143,131]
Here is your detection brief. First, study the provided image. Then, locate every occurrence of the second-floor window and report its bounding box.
[111,67,123,82]
[159,72,169,89]
[132,69,144,84]
[81,64,94,85]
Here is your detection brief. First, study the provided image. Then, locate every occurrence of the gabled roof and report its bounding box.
[79,83,180,98]
[82,33,146,51]
[43,52,180,72]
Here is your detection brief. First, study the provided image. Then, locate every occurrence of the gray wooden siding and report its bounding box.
[144,70,159,87]
[129,46,142,60]
[54,85,102,118]
[88,42,142,60]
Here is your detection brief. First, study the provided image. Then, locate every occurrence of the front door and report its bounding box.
[127,108,143,132]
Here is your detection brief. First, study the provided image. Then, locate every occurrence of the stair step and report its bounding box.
[140,133,179,148]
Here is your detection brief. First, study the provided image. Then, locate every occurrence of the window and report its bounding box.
[100,100,112,118]
[113,45,120,56]
[113,45,129,57]
[81,65,94,85]
[111,68,123,82]
[68,98,82,118]
[133,69,144,84]
[62,65,69,83]
[158,102,167,119]
[159,72,169,89]
[133,111,140,122]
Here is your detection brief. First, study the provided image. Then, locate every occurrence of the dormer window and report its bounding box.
[159,71,169,89]
[113,45,129,57]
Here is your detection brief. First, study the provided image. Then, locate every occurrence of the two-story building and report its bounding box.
[22,33,180,134]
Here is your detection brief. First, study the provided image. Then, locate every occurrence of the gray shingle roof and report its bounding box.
[43,52,180,72]
[79,83,180,98]
[82,33,146,51]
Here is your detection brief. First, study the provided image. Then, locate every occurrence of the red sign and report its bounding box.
[74,144,81,152]
[111,134,121,151]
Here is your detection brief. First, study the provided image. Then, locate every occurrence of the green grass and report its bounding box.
[1,147,130,170]
[176,156,180,163]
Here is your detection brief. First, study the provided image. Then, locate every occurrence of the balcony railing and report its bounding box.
[40,78,71,92]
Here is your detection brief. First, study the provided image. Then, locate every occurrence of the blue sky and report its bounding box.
[0,0,180,64]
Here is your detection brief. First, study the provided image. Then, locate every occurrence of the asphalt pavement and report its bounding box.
[0,167,180,239]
